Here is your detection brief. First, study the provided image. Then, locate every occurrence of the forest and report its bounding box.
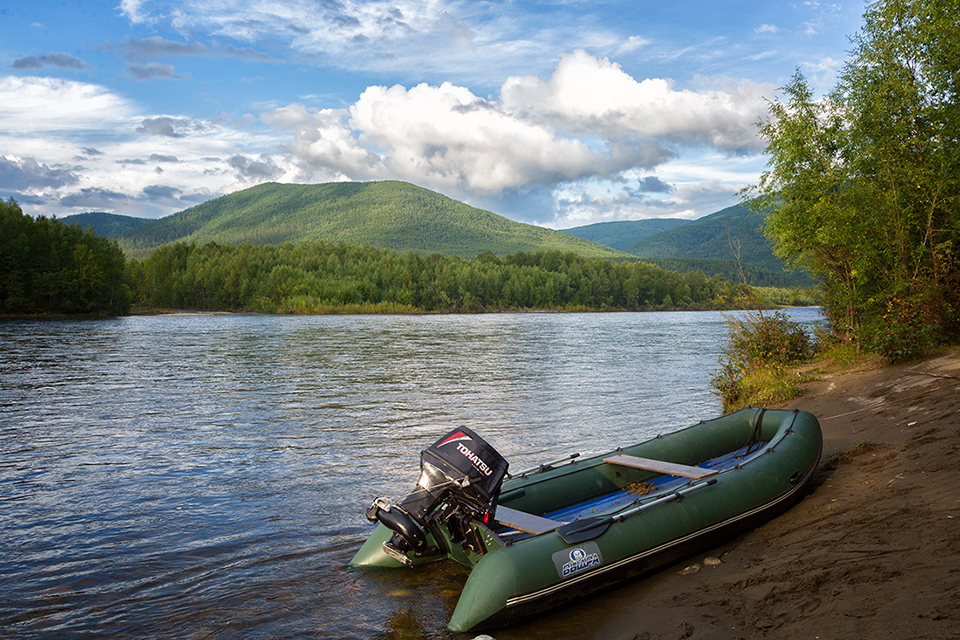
[127,240,747,314]
[2,196,761,316]
[1,198,131,316]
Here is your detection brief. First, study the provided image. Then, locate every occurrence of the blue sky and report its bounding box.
[1,0,865,227]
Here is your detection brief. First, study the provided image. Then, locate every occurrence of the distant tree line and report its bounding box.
[128,241,746,313]
[640,257,812,288]
[0,197,796,317]
[0,198,130,315]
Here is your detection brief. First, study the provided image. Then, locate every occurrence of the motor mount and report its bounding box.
[366,427,509,564]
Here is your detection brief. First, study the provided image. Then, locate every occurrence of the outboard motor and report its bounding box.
[366,427,509,566]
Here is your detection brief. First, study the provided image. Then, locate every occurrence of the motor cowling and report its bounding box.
[366,427,509,564]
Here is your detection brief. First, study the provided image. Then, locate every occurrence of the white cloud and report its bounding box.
[118,0,151,24]
[3,50,773,223]
[261,104,382,182]
[0,75,292,217]
[350,82,601,192]
[0,76,137,134]
[258,50,770,220]
[617,35,650,54]
[501,50,769,153]
[117,0,620,87]
[157,0,462,56]
[0,155,79,190]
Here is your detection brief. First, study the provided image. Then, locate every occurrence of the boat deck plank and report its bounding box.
[604,454,719,479]
[495,505,564,534]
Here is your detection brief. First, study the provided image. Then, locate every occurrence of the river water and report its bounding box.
[0,309,821,639]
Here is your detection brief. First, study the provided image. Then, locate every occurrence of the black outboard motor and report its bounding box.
[365,427,509,566]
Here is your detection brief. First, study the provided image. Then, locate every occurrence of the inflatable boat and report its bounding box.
[350,407,822,632]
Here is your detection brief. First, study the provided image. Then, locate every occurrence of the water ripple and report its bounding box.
[0,309,822,638]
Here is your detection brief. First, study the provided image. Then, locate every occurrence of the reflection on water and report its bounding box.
[0,309,822,639]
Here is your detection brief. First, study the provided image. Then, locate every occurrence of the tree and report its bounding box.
[751,0,960,360]
[0,199,131,315]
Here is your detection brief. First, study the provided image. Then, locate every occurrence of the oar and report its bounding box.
[510,453,581,478]
[558,479,717,544]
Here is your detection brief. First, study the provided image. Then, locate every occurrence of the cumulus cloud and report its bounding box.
[350,82,603,192]
[228,154,283,180]
[501,50,767,153]
[53,183,211,215]
[553,176,740,227]
[3,46,768,222]
[0,155,80,190]
[141,184,183,199]
[0,76,264,217]
[261,104,382,180]
[636,176,673,193]
[261,50,769,215]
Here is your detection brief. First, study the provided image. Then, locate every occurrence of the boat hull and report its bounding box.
[350,408,823,633]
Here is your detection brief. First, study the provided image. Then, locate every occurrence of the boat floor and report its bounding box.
[502,442,764,536]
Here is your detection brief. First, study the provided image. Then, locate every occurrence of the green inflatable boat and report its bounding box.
[350,407,822,632]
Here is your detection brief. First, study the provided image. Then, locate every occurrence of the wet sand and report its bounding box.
[489,347,960,640]
[591,347,960,639]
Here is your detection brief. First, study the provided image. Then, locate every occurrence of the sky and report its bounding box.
[1,0,866,228]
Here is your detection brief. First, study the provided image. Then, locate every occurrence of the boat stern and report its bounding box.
[448,548,519,632]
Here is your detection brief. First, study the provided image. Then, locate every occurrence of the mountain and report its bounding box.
[625,204,812,285]
[565,204,812,286]
[61,211,150,237]
[625,203,781,270]
[117,181,630,260]
[562,218,689,252]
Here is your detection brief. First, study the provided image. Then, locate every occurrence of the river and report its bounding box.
[0,309,822,639]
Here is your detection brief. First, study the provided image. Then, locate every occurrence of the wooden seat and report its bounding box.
[604,454,718,479]
[495,505,564,535]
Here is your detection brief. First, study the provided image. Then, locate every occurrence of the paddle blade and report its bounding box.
[558,516,612,544]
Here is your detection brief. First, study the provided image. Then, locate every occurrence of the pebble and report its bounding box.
[703,556,722,566]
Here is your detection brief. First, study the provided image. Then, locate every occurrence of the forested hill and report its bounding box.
[62,211,150,237]
[561,218,688,252]
[564,205,811,286]
[116,181,629,260]
[624,204,780,271]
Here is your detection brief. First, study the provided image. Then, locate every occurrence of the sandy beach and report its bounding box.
[582,347,960,640]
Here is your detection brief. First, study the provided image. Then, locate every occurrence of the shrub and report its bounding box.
[712,310,813,412]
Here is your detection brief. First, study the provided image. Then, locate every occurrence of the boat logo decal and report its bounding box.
[437,431,494,477]
[437,431,472,447]
[553,542,602,578]
[455,442,494,477]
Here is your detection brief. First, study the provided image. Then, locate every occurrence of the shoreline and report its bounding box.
[600,347,960,639]
[493,347,960,640]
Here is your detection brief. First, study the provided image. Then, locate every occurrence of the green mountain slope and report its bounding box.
[61,211,150,237]
[562,218,689,252]
[626,204,796,275]
[118,181,630,260]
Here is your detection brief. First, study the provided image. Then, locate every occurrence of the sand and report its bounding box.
[579,347,960,640]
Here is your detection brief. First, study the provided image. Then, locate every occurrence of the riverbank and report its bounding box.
[587,347,960,639]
